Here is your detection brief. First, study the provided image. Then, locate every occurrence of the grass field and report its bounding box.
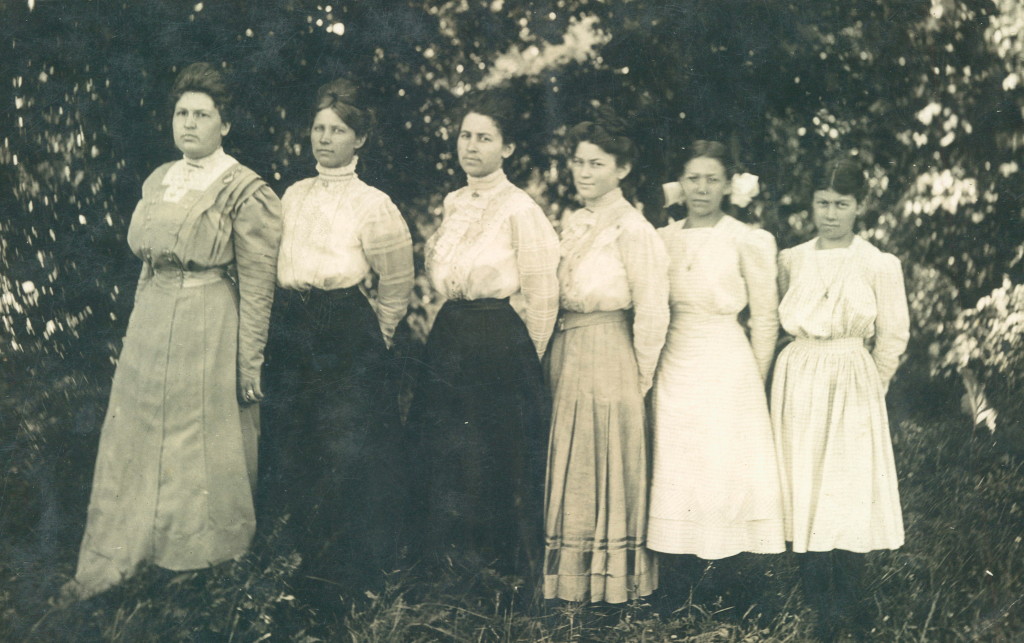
[1,369,1022,642]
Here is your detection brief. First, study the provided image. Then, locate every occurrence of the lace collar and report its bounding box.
[315,155,359,184]
[161,147,236,202]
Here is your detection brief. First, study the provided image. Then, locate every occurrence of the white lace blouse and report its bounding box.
[425,169,560,357]
[557,188,670,392]
[277,157,414,343]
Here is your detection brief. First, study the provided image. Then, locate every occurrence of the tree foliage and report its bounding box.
[2,0,1023,390]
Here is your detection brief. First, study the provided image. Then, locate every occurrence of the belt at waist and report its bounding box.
[558,309,628,331]
[671,310,738,323]
[284,284,361,304]
[792,337,865,351]
[443,297,511,311]
[149,266,229,288]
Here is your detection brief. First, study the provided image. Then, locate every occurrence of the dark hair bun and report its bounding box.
[317,78,360,109]
[459,88,521,144]
[170,62,234,122]
[592,105,629,139]
[565,104,637,168]
[314,77,375,139]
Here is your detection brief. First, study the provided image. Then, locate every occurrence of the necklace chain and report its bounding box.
[813,248,852,300]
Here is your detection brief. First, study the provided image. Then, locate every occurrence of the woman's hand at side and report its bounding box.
[239,375,264,404]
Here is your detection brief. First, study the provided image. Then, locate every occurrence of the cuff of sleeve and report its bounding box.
[238,364,261,386]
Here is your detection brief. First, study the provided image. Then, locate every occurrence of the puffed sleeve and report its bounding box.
[738,229,780,380]
[619,218,670,394]
[232,182,284,391]
[360,196,414,346]
[870,252,910,390]
[509,199,560,358]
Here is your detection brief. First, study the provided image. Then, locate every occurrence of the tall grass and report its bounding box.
[2,362,1023,641]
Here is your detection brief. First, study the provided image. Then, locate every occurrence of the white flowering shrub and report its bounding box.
[938,278,1024,434]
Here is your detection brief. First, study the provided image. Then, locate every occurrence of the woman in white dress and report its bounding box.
[543,111,669,604]
[647,141,785,576]
[771,157,909,639]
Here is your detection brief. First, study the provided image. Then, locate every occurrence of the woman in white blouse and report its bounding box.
[261,78,413,598]
[647,141,785,600]
[543,111,669,604]
[771,157,909,640]
[408,89,559,574]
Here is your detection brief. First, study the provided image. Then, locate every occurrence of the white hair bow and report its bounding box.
[662,172,761,208]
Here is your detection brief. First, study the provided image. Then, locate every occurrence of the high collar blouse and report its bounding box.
[425,168,560,357]
[557,188,670,392]
[277,156,414,343]
[160,147,238,203]
[778,236,910,388]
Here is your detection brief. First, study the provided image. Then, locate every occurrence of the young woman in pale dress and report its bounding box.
[62,63,282,601]
[543,112,669,604]
[771,157,909,639]
[408,89,559,574]
[647,141,785,596]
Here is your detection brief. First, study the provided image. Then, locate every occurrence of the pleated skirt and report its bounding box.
[648,313,785,559]
[544,311,657,603]
[407,298,549,573]
[73,269,257,599]
[770,337,904,553]
[260,286,406,588]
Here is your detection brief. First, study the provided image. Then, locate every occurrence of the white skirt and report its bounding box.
[648,312,785,559]
[771,337,904,552]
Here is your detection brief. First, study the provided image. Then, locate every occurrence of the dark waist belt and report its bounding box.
[443,297,511,311]
[285,285,361,303]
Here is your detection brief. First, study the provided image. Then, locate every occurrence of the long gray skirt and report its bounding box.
[544,311,657,603]
[72,269,257,599]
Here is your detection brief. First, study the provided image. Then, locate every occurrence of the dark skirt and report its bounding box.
[407,298,550,574]
[259,286,406,593]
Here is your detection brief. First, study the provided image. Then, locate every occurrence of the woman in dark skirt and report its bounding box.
[408,89,560,574]
[260,78,414,598]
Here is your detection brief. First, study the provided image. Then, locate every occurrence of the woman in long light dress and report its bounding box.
[260,78,413,598]
[408,89,560,574]
[647,141,785,564]
[771,157,909,639]
[543,113,669,604]
[62,63,282,601]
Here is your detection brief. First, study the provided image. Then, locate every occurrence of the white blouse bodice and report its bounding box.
[778,236,910,387]
[425,169,559,356]
[558,188,670,392]
[277,157,414,343]
[659,215,779,378]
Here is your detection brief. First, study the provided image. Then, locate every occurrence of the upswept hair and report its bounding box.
[170,62,234,123]
[565,105,636,168]
[314,77,375,140]
[456,88,522,145]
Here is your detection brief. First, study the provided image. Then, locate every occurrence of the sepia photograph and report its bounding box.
[1,0,1022,640]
